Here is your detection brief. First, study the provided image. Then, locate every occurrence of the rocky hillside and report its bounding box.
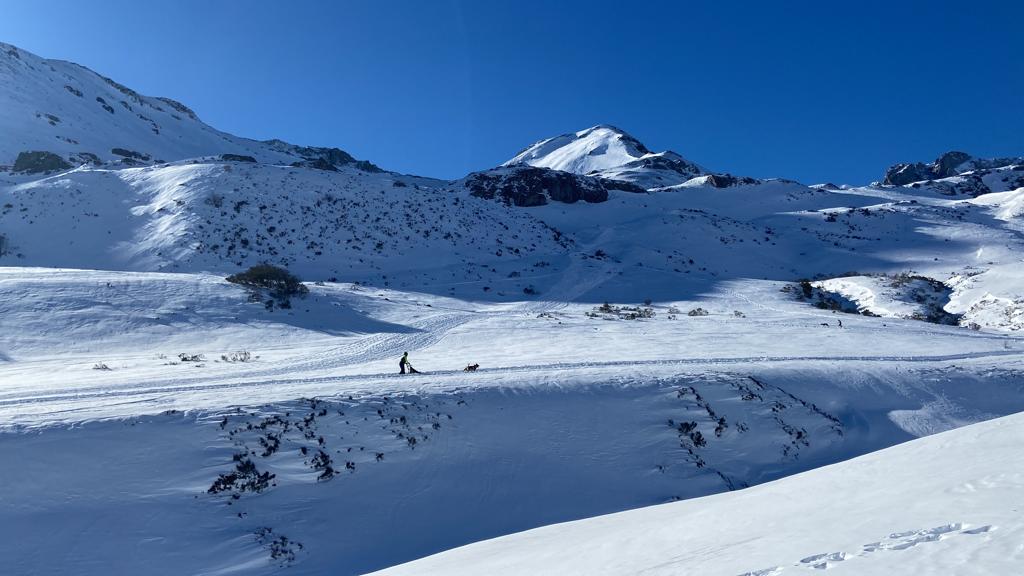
[2,40,1024,329]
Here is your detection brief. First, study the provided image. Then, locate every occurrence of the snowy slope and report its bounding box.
[812,274,958,324]
[3,39,1024,576]
[376,410,1024,576]
[3,267,1024,575]
[0,160,567,292]
[0,42,376,170]
[504,125,705,189]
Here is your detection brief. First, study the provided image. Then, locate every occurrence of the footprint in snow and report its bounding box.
[799,551,847,569]
[738,568,783,576]
[863,522,994,553]
[742,523,996,575]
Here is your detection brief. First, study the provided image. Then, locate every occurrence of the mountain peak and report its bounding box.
[503,125,704,189]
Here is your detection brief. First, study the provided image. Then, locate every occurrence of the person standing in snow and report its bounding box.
[399,352,419,374]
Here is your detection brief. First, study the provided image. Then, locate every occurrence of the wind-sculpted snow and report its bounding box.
[376,411,1024,576]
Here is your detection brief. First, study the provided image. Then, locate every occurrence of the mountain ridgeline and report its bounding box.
[2,40,1024,331]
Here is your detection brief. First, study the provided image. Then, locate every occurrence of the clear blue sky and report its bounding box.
[2,0,1021,184]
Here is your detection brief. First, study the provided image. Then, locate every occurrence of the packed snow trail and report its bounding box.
[2,349,1022,428]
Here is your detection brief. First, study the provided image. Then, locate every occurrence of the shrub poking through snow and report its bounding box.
[227,264,308,298]
[221,350,253,363]
[208,456,276,494]
[587,302,655,320]
[254,527,303,566]
[227,264,308,309]
[688,307,709,317]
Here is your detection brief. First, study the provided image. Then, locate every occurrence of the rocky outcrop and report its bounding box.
[156,97,198,120]
[705,173,761,188]
[463,166,640,206]
[111,147,151,161]
[13,151,72,173]
[618,154,704,179]
[266,140,382,173]
[221,153,257,163]
[72,152,102,166]
[882,151,1020,186]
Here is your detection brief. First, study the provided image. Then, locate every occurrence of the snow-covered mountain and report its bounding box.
[504,124,706,189]
[0,41,378,172]
[3,40,1024,576]
[882,150,1024,189]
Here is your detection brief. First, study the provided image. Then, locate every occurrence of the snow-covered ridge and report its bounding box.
[504,125,706,189]
[882,149,1024,188]
[0,42,376,171]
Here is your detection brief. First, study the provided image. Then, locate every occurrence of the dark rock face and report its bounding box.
[884,151,976,185]
[620,154,703,179]
[291,158,338,172]
[111,148,151,161]
[72,152,102,166]
[265,140,382,173]
[221,153,257,163]
[465,167,633,206]
[13,151,72,173]
[598,178,647,193]
[934,151,972,177]
[883,163,929,186]
[156,97,198,120]
[922,173,991,197]
[705,173,760,188]
[884,151,1024,189]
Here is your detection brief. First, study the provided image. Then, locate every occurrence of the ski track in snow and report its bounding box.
[2,349,1021,426]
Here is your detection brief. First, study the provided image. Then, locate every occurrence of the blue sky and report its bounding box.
[2,0,1021,184]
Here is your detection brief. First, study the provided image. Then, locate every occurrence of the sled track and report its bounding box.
[229,310,478,378]
[2,349,1021,420]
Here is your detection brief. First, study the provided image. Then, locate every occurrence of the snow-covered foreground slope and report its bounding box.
[376,410,1024,576]
[2,267,1024,574]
